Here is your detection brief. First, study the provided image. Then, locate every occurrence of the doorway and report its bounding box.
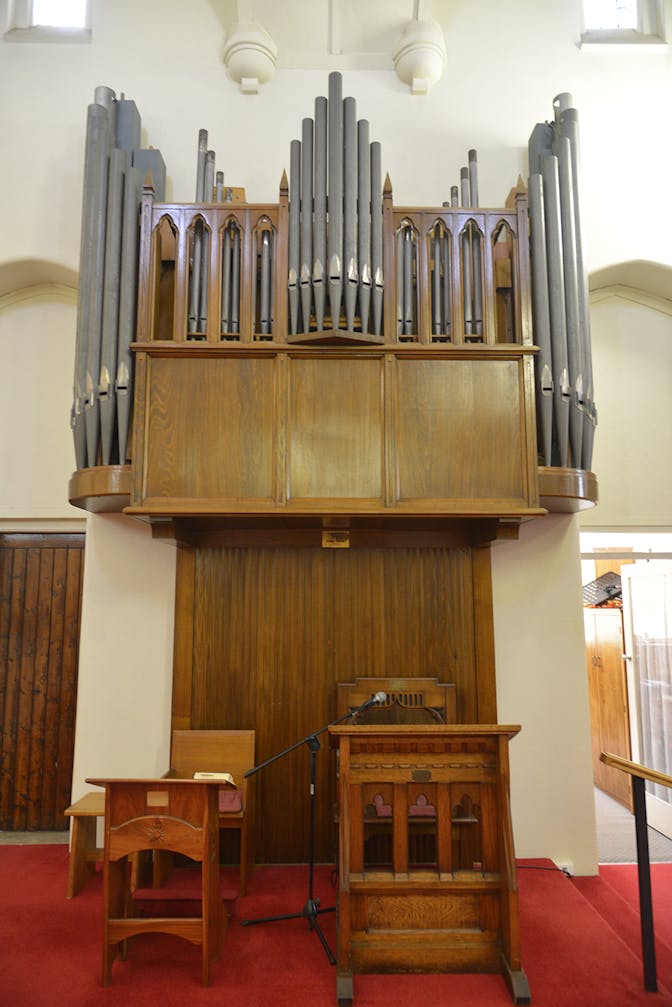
[581,531,672,842]
[0,533,85,830]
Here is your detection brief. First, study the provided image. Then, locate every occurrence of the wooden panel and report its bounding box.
[288,355,384,501]
[144,356,276,500]
[394,357,525,503]
[178,544,494,863]
[0,535,84,830]
[584,608,632,810]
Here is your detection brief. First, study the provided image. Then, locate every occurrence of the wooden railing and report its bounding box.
[600,751,672,993]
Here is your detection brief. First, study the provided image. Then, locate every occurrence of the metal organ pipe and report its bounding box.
[528,96,596,470]
[72,102,107,470]
[99,147,126,466]
[343,96,358,331]
[84,100,111,468]
[553,92,595,470]
[288,138,301,335]
[469,150,483,338]
[370,141,383,336]
[542,150,571,467]
[188,129,208,335]
[72,85,165,469]
[300,117,314,332]
[357,119,371,335]
[327,71,344,327]
[285,72,384,337]
[313,96,327,330]
[555,133,583,468]
[528,173,554,467]
[116,165,141,465]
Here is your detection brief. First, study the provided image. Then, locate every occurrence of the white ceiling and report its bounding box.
[208,0,444,70]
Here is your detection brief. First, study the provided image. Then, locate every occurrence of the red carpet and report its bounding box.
[1,847,671,1006]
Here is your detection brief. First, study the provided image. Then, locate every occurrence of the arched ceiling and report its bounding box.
[590,260,672,312]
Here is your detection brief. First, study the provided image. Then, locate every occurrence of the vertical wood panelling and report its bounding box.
[185,544,492,863]
[0,535,84,831]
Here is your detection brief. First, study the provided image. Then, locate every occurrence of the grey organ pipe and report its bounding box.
[528,173,554,466]
[343,96,358,331]
[555,132,584,467]
[300,117,314,332]
[370,141,383,336]
[84,100,112,467]
[327,71,343,327]
[188,129,208,334]
[288,138,301,335]
[357,119,372,335]
[72,101,109,470]
[541,152,570,467]
[554,92,596,470]
[116,165,141,465]
[313,96,327,330]
[99,147,126,466]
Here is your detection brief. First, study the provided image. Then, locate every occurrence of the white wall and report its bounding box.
[5,0,672,872]
[493,514,597,876]
[1,0,671,273]
[580,295,672,529]
[0,290,82,522]
[70,514,176,800]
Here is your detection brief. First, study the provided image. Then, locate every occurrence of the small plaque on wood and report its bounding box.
[322,529,350,549]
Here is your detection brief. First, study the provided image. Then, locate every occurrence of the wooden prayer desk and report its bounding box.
[86,777,225,986]
[329,724,530,1006]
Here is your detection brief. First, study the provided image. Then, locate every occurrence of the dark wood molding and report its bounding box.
[538,466,599,513]
[68,465,131,513]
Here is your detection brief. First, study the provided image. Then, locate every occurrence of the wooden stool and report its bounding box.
[64,791,104,897]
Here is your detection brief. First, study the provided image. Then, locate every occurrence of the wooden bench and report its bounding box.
[64,791,104,898]
[64,791,145,898]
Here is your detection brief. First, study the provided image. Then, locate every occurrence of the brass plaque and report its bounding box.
[412,769,432,783]
[322,530,350,549]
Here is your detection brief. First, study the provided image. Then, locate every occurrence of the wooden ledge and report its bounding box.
[538,466,598,513]
[68,465,131,513]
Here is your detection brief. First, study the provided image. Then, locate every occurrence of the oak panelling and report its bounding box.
[288,356,384,501]
[180,544,492,863]
[0,535,84,831]
[144,356,277,501]
[394,357,525,504]
[130,347,542,521]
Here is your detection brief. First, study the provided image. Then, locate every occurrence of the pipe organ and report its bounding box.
[68,72,598,1005]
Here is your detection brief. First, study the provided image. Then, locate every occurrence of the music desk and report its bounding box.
[86,776,225,986]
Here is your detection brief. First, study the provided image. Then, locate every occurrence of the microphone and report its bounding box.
[351,691,387,716]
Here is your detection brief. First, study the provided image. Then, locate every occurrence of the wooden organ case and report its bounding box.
[68,74,598,1004]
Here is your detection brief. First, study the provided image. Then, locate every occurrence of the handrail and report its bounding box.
[600,751,672,791]
[600,749,671,992]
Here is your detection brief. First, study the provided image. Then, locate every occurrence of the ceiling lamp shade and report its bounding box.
[222,21,278,94]
[393,18,447,95]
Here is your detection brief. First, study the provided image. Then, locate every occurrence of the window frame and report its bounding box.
[579,0,667,48]
[3,0,92,43]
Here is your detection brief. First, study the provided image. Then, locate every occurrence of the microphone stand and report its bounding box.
[240,697,382,964]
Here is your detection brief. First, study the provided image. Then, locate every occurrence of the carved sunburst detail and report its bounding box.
[145,818,167,844]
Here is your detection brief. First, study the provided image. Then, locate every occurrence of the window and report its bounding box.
[4,0,91,41]
[580,0,666,47]
[31,0,87,28]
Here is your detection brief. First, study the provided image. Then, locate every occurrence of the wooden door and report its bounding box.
[584,607,632,809]
[0,533,85,830]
